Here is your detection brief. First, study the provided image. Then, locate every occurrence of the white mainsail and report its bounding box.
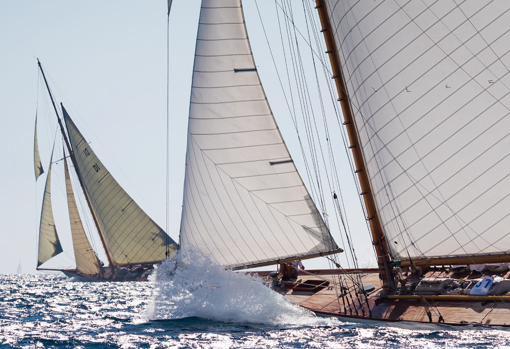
[63,156,101,275]
[33,114,44,180]
[324,1,510,260]
[62,105,178,266]
[179,0,340,269]
[37,151,63,267]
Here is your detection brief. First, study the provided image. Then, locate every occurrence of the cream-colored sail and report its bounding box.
[324,1,510,260]
[62,105,178,266]
[37,151,63,267]
[179,0,340,269]
[33,114,44,180]
[63,156,101,275]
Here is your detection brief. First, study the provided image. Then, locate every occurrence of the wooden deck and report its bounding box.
[257,268,510,326]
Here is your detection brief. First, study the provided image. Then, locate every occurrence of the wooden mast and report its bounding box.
[37,60,115,270]
[314,1,395,289]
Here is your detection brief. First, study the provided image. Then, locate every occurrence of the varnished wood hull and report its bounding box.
[258,268,510,327]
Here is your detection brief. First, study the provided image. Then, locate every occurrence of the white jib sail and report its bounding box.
[325,1,510,260]
[63,156,101,275]
[37,150,63,267]
[34,114,44,180]
[179,0,340,269]
[62,105,178,266]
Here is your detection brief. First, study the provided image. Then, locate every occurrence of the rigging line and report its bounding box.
[273,0,335,79]
[300,0,353,267]
[302,0,351,248]
[301,0,359,270]
[166,3,170,258]
[257,0,323,215]
[275,0,298,127]
[283,0,325,212]
[280,0,339,250]
[306,3,362,251]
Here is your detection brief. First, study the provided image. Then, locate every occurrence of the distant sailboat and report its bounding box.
[16,261,22,275]
[34,61,179,281]
[175,0,510,326]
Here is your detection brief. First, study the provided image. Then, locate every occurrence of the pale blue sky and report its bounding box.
[0,1,374,274]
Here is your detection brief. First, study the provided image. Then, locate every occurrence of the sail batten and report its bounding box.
[62,105,178,266]
[324,0,510,261]
[37,151,63,267]
[179,0,340,269]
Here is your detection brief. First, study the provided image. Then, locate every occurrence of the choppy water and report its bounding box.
[2,261,510,348]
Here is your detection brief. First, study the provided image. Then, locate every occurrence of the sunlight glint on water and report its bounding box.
[1,273,510,347]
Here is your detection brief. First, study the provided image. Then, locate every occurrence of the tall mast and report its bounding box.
[314,2,394,289]
[37,59,115,269]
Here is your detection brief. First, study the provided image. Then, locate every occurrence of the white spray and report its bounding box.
[145,249,340,326]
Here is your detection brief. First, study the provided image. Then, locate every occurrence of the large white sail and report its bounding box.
[37,151,63,267]
[63,156,101,275]
[324,1,510,260]
[33,114,44,180]
[62,105,178,266]
[179,0,340,269]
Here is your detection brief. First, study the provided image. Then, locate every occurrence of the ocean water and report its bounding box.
[2,257,510,348]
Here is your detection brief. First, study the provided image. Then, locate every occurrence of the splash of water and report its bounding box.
[145,249,340,327]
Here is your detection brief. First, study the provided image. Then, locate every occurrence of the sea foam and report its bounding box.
[145,249,339,327]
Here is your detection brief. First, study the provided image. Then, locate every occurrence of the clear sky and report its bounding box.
[0,1,375,274]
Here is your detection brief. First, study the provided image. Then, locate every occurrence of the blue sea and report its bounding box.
[2,258,510,348]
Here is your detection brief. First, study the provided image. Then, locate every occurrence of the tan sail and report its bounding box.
[37,151,63,267]
[178,0,340,270]
[323,1,510,262]
[62,105,178,266]
[63,156,101,275]
[33,114,44,180]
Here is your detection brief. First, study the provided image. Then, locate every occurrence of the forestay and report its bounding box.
[37,151,63,267]
[324,1,510,260]
[63,156,101,275]
[62,105,178,266]
[179,0,340,269]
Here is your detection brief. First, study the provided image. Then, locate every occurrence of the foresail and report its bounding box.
[63,156,101,275]
[37,152,63,267]
[34,114,44,180]
[62,106,178,266]
[324,1,510,260]
[179,0,340,269]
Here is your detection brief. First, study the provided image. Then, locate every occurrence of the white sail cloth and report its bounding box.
[33,114,44,180]
[63,156,101,275]
[62,105,178,266]
[179,0,339,269]
[324,1,510,260]
[37,151,63,267]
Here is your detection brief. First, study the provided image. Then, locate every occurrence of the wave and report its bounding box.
[145,249,339,327]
